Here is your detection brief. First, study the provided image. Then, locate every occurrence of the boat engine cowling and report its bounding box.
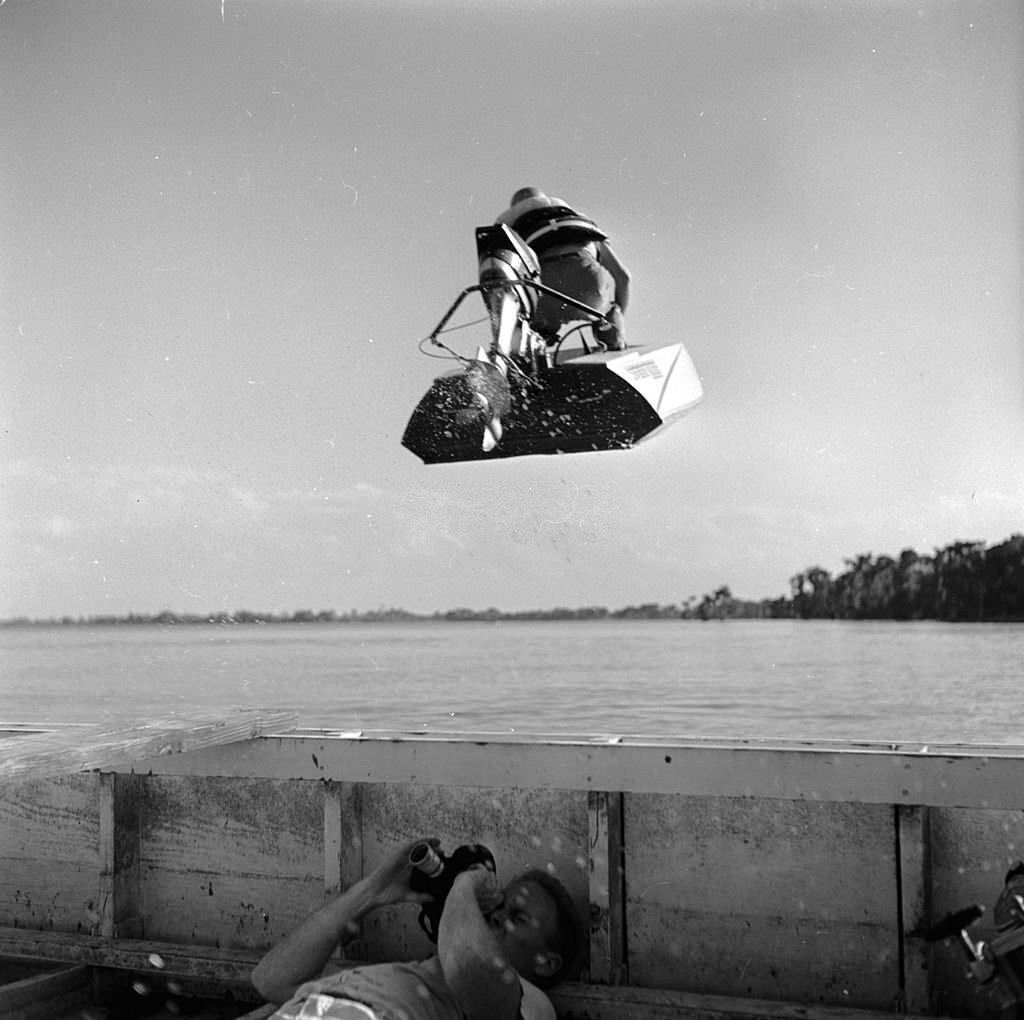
[475,224,541,321]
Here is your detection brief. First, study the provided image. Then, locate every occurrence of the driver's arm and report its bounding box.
[437,870,523,1020]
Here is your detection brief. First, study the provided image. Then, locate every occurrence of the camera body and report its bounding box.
[409,841,496,941]
[927,861,1024,1011]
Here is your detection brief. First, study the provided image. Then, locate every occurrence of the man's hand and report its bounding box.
[365,838,439,906]
[451,865,504,916]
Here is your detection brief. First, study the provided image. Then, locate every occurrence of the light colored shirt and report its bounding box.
[270,958,555,1020]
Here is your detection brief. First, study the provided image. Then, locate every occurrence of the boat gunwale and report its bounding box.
[115,727,1024,812]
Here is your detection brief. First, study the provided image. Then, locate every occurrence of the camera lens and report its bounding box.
[409,842,444,878]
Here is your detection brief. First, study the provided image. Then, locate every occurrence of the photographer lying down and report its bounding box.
[252,838,584,1020]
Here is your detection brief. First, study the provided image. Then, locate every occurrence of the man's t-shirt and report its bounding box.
[270,957,556,1020]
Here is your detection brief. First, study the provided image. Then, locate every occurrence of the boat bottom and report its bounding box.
[0,954,267,1020]
[0,937,930,1020]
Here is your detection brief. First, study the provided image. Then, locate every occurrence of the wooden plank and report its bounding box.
[138,775,322,877]
[0,710,297,782]
[0,774,99,859]
[0,927,260,985]
[0,774,100,931]
[0,723,93,738]
[279,729,1024,758]
[324,781,344,892]
[549,980,932,1020]
[98,772,143,938]
[588,791,627,985]
[129,733,1024,810]
[0,930,938,1020]
[0,932,932,1020]
[896,806,931,1014]
[624,794,899,1009]
[136,775,324,949]
[115,771,144,937]
[327,782,367,959]
[143,869,324,951]
[98,772,117,937]
[324,782,365,896]
[341,783,365,891]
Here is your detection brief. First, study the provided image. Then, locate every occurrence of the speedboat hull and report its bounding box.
[401,342,703,464]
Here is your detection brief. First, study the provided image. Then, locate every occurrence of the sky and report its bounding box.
[1,0,1021,619]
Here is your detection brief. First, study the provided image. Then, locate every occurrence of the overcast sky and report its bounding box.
[1,0,1021,618]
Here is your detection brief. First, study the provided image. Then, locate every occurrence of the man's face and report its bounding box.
[489,878,561,982]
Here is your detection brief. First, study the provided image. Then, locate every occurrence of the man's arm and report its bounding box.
[251,839,432,1005]
[597,241,631,313]
[437,870,523,1020]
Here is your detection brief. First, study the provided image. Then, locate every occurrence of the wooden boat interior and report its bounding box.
[2,710,1022,1019]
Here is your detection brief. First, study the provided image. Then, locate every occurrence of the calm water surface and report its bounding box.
[2,620,1022,745]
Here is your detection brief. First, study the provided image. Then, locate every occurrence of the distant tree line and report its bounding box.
[786,534,1024,622]
[3,535,1020,627]
[0,605,687,626]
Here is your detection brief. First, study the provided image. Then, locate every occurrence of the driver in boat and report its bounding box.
[496,187,631,352]
[252,838,584,1020]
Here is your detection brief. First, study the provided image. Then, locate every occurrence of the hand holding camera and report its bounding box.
[408,840,497,941]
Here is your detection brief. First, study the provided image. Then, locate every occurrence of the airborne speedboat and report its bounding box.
[401,223,703,464]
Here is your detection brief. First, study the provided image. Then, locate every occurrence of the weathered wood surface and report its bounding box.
[0,710,297,782]
[4,730,1024,1017]
[280,729,1024,757]
[99,771,144,938]
[587,790,627,985]
[127,731,1024,809]
[0,927,260,985]
[0,933,937,1020]
[0,930,934,1020]
[0,723,92,738]
[897,805,932,1014]
[136,774,325,948]
[625,795,899,1008]
[0,773,101,932]
[548,981,932,1020]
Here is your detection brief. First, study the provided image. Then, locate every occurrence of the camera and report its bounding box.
[408,841,496,941]
[927,861,1024,1009]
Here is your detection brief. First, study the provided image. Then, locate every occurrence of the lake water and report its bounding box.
[1,619,1022,746]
